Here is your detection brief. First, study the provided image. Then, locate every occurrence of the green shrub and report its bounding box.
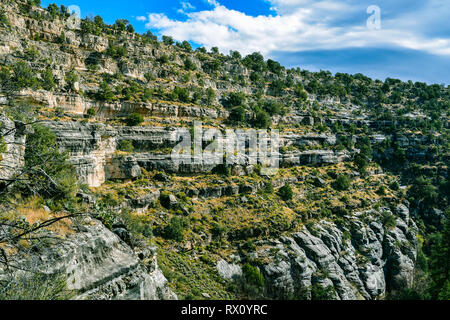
[97,81,115,102]
[0,272,73,300]
[164,216,188,241]
[106,43,127,59]
[294,83,308,101]
[0,67,10,86]
[0,11,11,28]
[262,100,282,116]
[23,124,77,201]
[46,3,60,19]
[354,154,368,173]
[211,222,227,239]
[41,68,56,91]
[12,61,38,90]
[252,110,271,129]
[159,192,173,209]
[408,176,438,208]
[242,264,264,288]
[265,181,274,194]
[236,264,265,298]
[226,92,246,108]
[142,88,153,102]
[228,106,246,123]
[162,35,174,46]
[24,46,39,61]
[125,113,144,126]
[269,79,286,97]
[205,87,216,105]
[267,59,282,75]
[184,58,196,71]
[191,88,202,103]
[333,175,351,191]
[144,73,155,82]
[114,19,129,31]
[158,54,169,64]
[57,31,66,44]
[118,140,134,152]
[87,64,99,73]
[381,210,397,230]
[126,24,134,33]
[65,70,78,90]
[86,107,97,117]
[170,86,190,103]
[376,185,386,196]
[311,283,336,300]
[278,184,293,201]
[212,164,231,176]
[390,181,400,191]
[178,40,192,51]
[202,59,221,74]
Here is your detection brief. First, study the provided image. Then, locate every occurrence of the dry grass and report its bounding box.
[14,197,74,236]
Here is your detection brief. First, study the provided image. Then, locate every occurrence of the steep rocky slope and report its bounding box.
[0,0,448,300]
[30,218,176,300]
[253,204,417,300]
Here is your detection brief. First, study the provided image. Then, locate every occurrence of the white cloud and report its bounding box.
[145,0,450,57]
[204,0,220,8]
[182,2,195,10]
[136,16,147,22]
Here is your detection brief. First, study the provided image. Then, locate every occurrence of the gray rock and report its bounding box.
[395,204,410,224]
[216,259,242,280]
[113,227,131,245]
[0,114,27,185]
[129,190,160,211]
[7,219,177,300]
[248,208,418,300]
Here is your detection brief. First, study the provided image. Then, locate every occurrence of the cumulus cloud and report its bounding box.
[143,0,450,58]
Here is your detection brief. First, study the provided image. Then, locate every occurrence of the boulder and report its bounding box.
[5,219,177,300]
[216,259,242,280]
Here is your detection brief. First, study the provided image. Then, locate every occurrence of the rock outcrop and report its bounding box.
[0,114,27,188]
[226,205,417,300]
[24,218,177,300]
[33,121,352,186]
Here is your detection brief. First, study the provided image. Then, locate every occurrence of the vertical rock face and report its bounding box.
[9,121,351,187]
[106,155,142,181]
[43,121,118,187]
[0,114,27,187]
[245,205,417,300]
[31,219,177,300]
[217,259,243,280]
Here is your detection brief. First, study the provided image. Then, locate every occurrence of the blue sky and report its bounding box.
[42,0,450,84]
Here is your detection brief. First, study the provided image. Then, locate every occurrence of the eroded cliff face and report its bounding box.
[1,114,441,191]
[4,218,177,300]
[0,119,353,187]
[0,114,27,187]
[247,204,417,300]
[5,119,435,189]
